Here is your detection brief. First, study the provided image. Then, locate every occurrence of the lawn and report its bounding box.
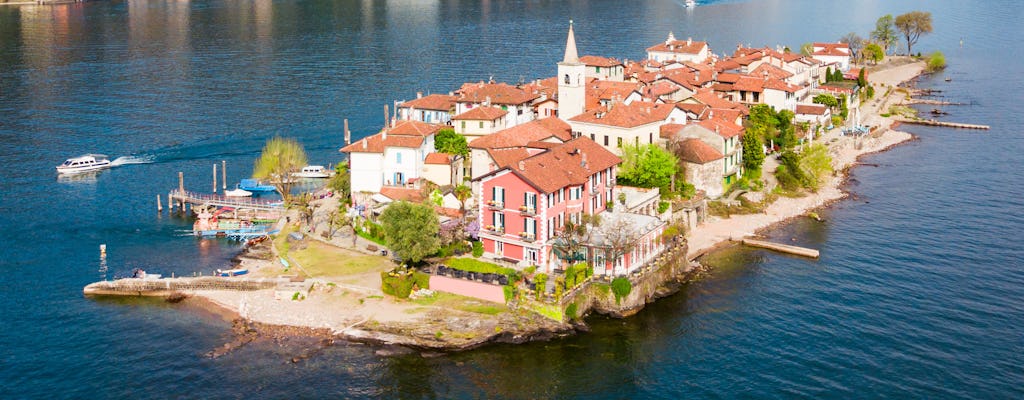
[291,240,390,277]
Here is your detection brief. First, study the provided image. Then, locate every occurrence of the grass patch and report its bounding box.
[444,258,517,276]
[526,303,564,321]
[411,292,506,315]
[356,231,387,246]
[457,304,504,315]
[290,240,389,277]
[273,225,297,259]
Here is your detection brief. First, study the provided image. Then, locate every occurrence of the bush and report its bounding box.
[533,273,549,300]
[445,258,518,281]
[657,201,670,214]
[611,277,632,304]
[564,263,591,289]
[565,303,578,321]
[381,271,415,298]
[472,241,484,257]
[926,51,946,72]
[503,285,514,303]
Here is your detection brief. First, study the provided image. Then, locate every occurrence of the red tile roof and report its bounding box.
[696,117,743,139]
[812,42,850,57]
[380,187,425,203]
[693,88,748,114]
[647,38,708,56]
[796,104,828,115]
[570,101,680,128]
[340,121,441,154]
[468,117,571,149]
[660,123,685,139]
[579,55,623,67]
[387,120,442,137]
[677,138,724,164]
[487,148,532,169]
[452,106,507,121]
[456,82,539,105]
[424,153,454,165]
[751,63,794,80]
[507,137,622,194]
[398,94,456,111]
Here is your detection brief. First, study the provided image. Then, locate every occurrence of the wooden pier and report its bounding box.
[83,276,290,297]
[169,189,284,212]
[895,118,990,130]
[741,238,820,258]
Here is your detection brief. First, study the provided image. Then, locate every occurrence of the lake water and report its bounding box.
[1,0,1022,398]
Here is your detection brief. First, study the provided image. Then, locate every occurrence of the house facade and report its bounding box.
[475,137,620,273]
[340,120,441,193]
[675,118,744,192]
[397,93,456,124]
[452,106,508,142]
[646,32,710,64]
[568,101,687,153]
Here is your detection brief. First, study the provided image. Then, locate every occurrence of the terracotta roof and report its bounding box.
[452,106,507,121]
[751,63,794,80]
[812,42,850,57]
[456,82,540,105]
[796,104,828,115]
[708,108,744,125]
[646,81,681,98]
[425,153,454,165]
[579,55,623,67]
[398,94,456,111]
[696,117,743,139]
[693,88,748,114]
[468,117,571,149]
[380,187,425,203]
[507,137,622,194]
[340,121,440,154]
[677,138,724,164]
[733,76,766,92]
[762,78,800,93]
[569,101,680,128]
[675,103,710,119]
[487,148,532,169]
[647,38,708,56]
[660,123,685,139]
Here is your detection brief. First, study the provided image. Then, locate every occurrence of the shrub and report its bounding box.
[564,262,591,289]
[524,265,537,276]
[533,273,549,300]
[926,51,946,72]
[380,270,428,299]
[472,241,484,257]
[444,258,518,281]
[611,277,632,304]
[503,285,514,303]
[657,201,670,214]
[565,303,578,321]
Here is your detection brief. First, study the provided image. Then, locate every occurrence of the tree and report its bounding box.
[812,94,839,109]
[434,128,468,157]
[326,206,351,238]
[825,66,834,82]
[857,68,868,88]
[926,51,946,72]
[796,143,833,191]
[741,132,765,173]
[863,42,885,65]
[253,136,308,204]
[616,143,679,192]
[380,201,440,264]
[799,42,813,56]
[840,32,864,64]
[293,192,316,227]
[871,14,898,55]
[453,184,472,214]
[553,213,601,265]
[598,215,639,275]
[327,162,351,205]
[895,11,933,55]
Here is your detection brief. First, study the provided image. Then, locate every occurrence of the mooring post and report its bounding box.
[157,194,162,212]
[222,160,226,190]
[213,164,218,193]
[168,193,174,213]
[178,172,185,211]
[344,118,351,145]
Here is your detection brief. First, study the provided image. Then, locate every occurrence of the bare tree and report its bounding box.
[599,216,639,276]
[553,213,601,265]
[840,32,864,64]
[895,11,933,55]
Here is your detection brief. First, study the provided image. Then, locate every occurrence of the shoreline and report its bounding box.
[184,59,928,356]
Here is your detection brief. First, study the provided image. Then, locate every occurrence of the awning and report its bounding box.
[371,193,392,204]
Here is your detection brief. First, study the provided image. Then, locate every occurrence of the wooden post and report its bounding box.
[384,105,390,128]
[169,193,174,213]
[222,160,227,190]
[178,172,185,210]
[344,119,350,145]
[157,194,162,212]
[213,164,218,193]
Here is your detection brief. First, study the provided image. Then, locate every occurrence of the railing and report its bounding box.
[486,200,504,210]
[484,225,505,235]
[169,189,285,211]
[519,232,536,242]
[518,206,536,216]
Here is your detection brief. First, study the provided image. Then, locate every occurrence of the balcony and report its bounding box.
[519,232,536,243]
[484,225,505,235]
[486,200,504,210]
[518,205,536,216]
[589,185,599,195]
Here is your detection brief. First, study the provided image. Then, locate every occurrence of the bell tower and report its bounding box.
[557,20,586,119]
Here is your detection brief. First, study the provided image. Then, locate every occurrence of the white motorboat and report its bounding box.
[291,165,331,179]
[224,185,253,197]
[56,154,112,174]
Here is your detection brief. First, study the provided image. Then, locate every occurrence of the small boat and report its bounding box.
[685,0,696,7]
[56,154,112,174]
[291,165,331,179]
[944,77,952,82]
[216,267,249,277]
[930,108,949,116]
[238,178,276,193]
[224,185,253,197]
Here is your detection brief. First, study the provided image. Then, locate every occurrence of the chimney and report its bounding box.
[695,70,700,81]
[687,37,692,46]
[666,31,675,45]
[384,105,389,128]
[582,152,588,166]
[417,91,423,99]
[518,160,526,170]
[485,96,491,106]
[362,138,367,149]
[344,119,351,145]
[382,129,388,140]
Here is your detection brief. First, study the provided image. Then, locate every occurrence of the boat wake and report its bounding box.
[110,155,156,166]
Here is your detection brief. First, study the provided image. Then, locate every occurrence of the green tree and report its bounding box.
[616,143,679,192]
[380,201,440,264]
[797,143,833,191]
[857,68,868,88]
[741,132,765,174]
[252,136,308,204]
[799,42,813,56]
[434,128,468,157]
[895,11,933,55]
[453,184,472,214]
[553,214,601,264]
[327,162,351,205]
[812,94,838,109]
[863,43,885,65]
[824,66,834,82]
[833,68,845,82]
[871,14,898,55]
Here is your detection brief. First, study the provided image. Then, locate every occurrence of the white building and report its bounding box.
[340,120,442,193]
[646,32,710,64]
[811,42,851,72]
[397,93,456,124]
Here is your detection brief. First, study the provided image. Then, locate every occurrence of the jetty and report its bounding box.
[169,189,284,212]
[740,238,820,258]
[84,276,289,297]
[895,118,990,130]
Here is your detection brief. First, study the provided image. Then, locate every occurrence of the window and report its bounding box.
[396,153,402,164]
[479,121,484,129]
[596,66,601,73]
[604,136,609,146]
[461,121,466,129]
[524,192,537,211]
[548,193,554,206]
[526,248,538,264]
[518,109,523,115]
[495,241,504,256]
[491,186,505,206]
[525,218,536,236]
[501,105,508,111]
[564,74,570,84]
[493,211,505,230]
[617,137,623,148]
[558,189,563,203]
[649,132,654,144]
[591,133,595,141]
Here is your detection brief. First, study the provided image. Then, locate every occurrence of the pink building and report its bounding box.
[475,136,624,273]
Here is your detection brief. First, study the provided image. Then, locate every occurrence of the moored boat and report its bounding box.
[291,165,331,179]
[56,154,112,174]
[238,178,277,193]
[224,185,253,197]
[216,267,249,277]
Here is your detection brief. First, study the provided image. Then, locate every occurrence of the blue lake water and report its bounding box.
[1,0,1022,398]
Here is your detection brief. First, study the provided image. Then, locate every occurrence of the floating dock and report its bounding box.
[741,238,820,258]
[895,118,990,130]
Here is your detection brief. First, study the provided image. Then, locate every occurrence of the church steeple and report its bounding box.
[562,20,580,64]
